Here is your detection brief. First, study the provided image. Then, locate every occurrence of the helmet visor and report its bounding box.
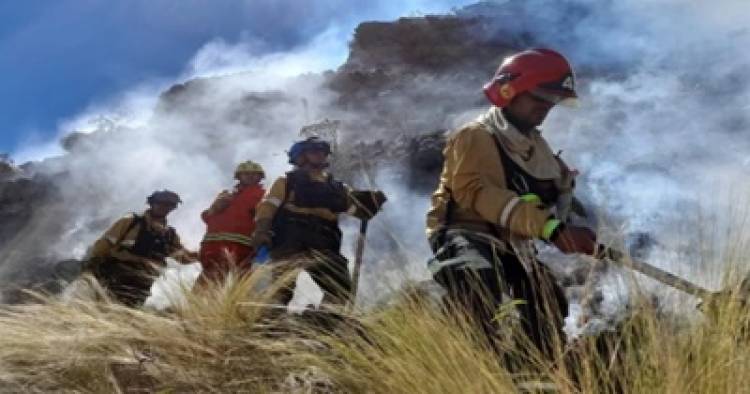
[529,88,578,107]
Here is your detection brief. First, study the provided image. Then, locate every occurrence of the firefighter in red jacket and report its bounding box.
[196,161,266,287]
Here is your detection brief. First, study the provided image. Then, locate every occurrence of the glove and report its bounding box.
[253,246,270,264]
[172,249,199,264]
[349,190,387,219]
[550,225,598,255]
[249,218,273,249]
[209,190,233,213]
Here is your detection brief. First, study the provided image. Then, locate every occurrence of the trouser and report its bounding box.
[90,259,158,307]
[429,230,568,359]
[271,249,352,307]
[196,240,254,288]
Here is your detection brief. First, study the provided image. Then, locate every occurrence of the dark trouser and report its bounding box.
[270,211,352,306]
[90,259,158,307]
[429,231,568,360]
[272,249,352,306]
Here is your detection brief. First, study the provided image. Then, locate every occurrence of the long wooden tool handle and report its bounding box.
[350,220,369,306]
[602,247,716,300]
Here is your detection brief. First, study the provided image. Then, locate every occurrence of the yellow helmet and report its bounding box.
[234,160,265,179]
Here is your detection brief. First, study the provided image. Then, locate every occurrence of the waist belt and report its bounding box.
[437,220,512,242]
[202,232,253,247]
[284,212,340,237]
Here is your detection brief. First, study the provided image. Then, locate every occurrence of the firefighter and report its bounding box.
[249,137,386,307]
[195,161,266,288]
[84,190,198,307]
[426,49,598,357]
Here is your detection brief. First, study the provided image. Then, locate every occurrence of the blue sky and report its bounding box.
[0,0,471,157]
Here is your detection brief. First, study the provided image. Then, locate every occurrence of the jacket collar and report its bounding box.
[477,106,563,180]
[478,106,542,160]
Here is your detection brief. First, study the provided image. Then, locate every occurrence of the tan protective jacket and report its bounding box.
[255,171,362,223]
[426,107,575,242]
[88,210,192,265]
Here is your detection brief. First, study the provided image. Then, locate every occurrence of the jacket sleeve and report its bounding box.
[447,126,551,239]
[201,210,211,223]
[201,190,232,222]
[249,186,266,216]
[255,177,286,222]
[88,216,135,259]
[168,231,198,264]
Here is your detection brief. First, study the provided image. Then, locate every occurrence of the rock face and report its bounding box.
[0,154,21,182]
[0,176,57,252]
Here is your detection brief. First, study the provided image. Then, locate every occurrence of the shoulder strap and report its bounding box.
[112,213,144,250]
[279,171,298,210]
[165,226,177,245]
[113,213,143,249]
[490,134,531,195]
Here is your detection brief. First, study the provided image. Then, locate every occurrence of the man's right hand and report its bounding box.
[209,190,232,213]
[551,225,598,255]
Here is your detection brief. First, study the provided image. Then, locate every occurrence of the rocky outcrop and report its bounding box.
[0,154,21,182]
[0,176,57,250]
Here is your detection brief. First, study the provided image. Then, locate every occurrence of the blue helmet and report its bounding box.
[288,137,332,165]
[147,190,182,206]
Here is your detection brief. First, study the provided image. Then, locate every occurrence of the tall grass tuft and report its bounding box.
[2,265,750,393]
[0,268,310,392]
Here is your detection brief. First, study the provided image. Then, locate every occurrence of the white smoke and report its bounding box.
[2,0,477,306]
[3,0,750,332]
[507,0,750,333]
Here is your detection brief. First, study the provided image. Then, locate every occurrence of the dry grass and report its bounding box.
[2,264,750,393]
[0,268,309,393]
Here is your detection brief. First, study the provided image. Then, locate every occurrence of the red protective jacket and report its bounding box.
[201,184,265,246]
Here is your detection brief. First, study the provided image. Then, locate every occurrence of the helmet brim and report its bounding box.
[530,88,579,108]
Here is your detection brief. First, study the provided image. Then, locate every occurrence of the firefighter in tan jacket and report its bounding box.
[85,190,197,307]
[250,137,386,307]
[427,49,598,357]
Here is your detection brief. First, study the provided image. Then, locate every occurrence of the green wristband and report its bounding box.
[542,219,562,240]
[520,193,541,204]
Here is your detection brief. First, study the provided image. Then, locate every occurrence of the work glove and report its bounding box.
[172,249,199,264]
[249,218,273,250]
[349,190,387,219]
[140,258,167,276]
[208,190,233,213]
[550,224,598,256]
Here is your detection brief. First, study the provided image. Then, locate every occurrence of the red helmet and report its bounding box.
[483,48,577,108]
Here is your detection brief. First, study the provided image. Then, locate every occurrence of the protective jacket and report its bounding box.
[201,184,265,247]
[426,106,575,356]
[426,107,575,243]
[89,211,188,265]
[256,169,359,257]
[255,168,385,306]
[86,210,190,306]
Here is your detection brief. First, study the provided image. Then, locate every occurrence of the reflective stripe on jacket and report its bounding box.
[202,184,265,245]
[426,107,575,241]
